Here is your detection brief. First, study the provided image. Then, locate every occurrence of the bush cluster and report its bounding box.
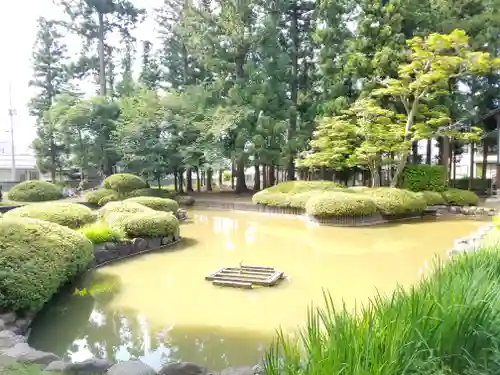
[103,173,147,195]
[98,201,154,217]
[124,196,179,213]
[126,188,175,199]
[0,217,94,312]
[442,188,480,206]
[8,180,63,202]
[4,202,97,229]
[265,248,500,375]
[84,188,116,205]
[78,221,125,244]
[361,187,427,215]
[399,164,447,192]
[264,180,344,194]
[306,192,378,217]
[417,190,447,206]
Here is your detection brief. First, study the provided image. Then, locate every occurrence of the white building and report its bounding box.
[0,140,41,186]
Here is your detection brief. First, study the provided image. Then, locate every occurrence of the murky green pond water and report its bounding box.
[28,209,486,371]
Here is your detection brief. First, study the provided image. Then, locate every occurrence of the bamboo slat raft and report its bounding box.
[206,265,285,289]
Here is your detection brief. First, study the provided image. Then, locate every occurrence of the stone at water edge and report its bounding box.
[1,342,60,365]
[62,358,114,373]
[107,360,156,375]
[0,330,26,349]
[43,360,68,372]
[219,366,256,375]
[158,361,208,375]
[0,313,16,325]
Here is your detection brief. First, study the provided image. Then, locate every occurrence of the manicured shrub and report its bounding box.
[177,195,195,206]
[107,212,180,238]
[99,201,154,218]
[0,217,93,312]
[84,188,115,205]
[127,188,175,199]
[78,221,125,244]
[265,249,500,375]
[8,180,63,202]
[252,191,292,207]
[4,202,97,229]
[97,193,119,206]
[441,188,479,206]
[264,180,344,194]
[417,190,447,206]
[124,196,179,213]
[103,173,147,195]
[289,192,316,209]
[305,192,378,217]
[361,187,427,215]
[399,164,447,192]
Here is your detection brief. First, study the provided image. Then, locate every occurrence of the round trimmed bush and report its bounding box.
[99,201,154,218]
[417,191,447,206]
[4,202,97,229]
[127,188,175,199]
[252,191,291,207]
[0,217,94,312]
[360,188,427,215]
[103,173,147,195]
[264,180,344,194]
[305,192,378,217]
[441,189,479,206]
[97,193,119,206]
[8,180,63,202]
[124,197,179,213]
[85,188,115,205]
[107,212,180,238]
[289,192,316,209]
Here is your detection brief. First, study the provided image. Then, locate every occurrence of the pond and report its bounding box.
[28,209,486,371]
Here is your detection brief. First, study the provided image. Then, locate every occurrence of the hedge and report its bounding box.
[107,212,180,238]
[99,201,154,218]
[84,188,115,205]
[103,173,147,195]
[305,192,378,217]
[8,180,63,202]
[289,192,316,209]
[441,188,479,206]
[252,191,292,207]
[399,164,447,192]
[124,196,179,213]
[359,187,427,215]
[97,193,119,206]
[0,217,94,312]
[4,202,97,229]
[264,180,344,194]
[417,191,447,206]
[127,188,175,199]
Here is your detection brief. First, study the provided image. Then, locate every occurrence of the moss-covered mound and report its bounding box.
[107,212,180,238]
[417,191,447,206]
[263,180,344,194]
[360,187,427,215]
[441,188,479,206]
[306,192,378,217]
[99,201,154,218]
[8,180,63,202]
[4,202,97,229]
[124,196,179,213]
[103,173,147,195]
[0,217,94,312]
[84,188,116,205]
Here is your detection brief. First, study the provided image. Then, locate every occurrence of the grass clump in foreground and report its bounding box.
[78,220,125,244]
[264,248,500,375]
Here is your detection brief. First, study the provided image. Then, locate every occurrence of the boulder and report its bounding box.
[105,242,118,251]
[14,318,32,334]
[159,362,207,375]
[0,330,26,349]
[132,238,148,253]
[220,366,255,375]
[162,236,174,246]
[63,358,114,373]
[1,342,60,365]
[0,313,16,325]
[148,237,162,249]
[44,360,69,372]
[94,248,116,264]
[107,360,156,375]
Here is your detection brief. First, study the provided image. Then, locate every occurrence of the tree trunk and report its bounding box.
[98,12,106,97]
[263,164,268,188]
[370,166,380,187]
[269,165,276,186]
[186,168,194,192]
[254,164,261,191]
[196,168,201,192]
[174,171,178,192]
[441,136,450,184]
[207,168,213,192]
[157,176,161,189]
[231,160,235,190]
[235,157,248,194]
[411,141,419,163]
[426,139,432,164]
[218,168,223,187]
[468,142,474,190]
[178,171,184,194]
[482,141,488,191]
[390,151,410,187]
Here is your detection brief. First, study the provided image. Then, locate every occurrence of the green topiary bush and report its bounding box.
[305,192,378,217]
[8,180,63,202]
[124,196,179,213]
[252,191,292,207]
[78,221,125,244]
[85,188,115,205]
[289,192,316,209]
[441,188,479,206]
[360,187,427,215]
[417,191,447,206]
[97,193,120,206]
[103,173,147,195]
[4,202,97,229]
[399,164,447,192]
[264,180,344,194]
[107,212,180,238]
[0,217,94,312]
[99,201,154,218]
[127,188,176,199]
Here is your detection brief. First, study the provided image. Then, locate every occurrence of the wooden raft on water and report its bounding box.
[206,265,285,289]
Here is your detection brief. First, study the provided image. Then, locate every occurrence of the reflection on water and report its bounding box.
[28,210,486,371]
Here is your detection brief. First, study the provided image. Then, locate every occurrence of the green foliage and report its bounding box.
[124,196,179,213]
[222,171,231,182]
[263,181,345,194]
[107,212,180,238]
[103,173,147,194]
[417,191,447,206]
[441,188,479,206]
[0,217,93,312]
[399,164,447,192]
[252,191,292,207]
[8,180,63,202]
[289,192,317,209]
[360,187,427,215]
[4,202,97,229]
[99,201,154,218]
[97,193,120,207]
[126,188,176,199]
[84,188,115,205]
[306,192,378,217]
[78,221,125,245]
[265,248,500,375]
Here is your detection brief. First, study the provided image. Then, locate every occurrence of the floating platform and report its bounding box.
[206,265,285,289]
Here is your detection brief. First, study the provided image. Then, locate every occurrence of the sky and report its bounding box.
[0,0,162,153]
